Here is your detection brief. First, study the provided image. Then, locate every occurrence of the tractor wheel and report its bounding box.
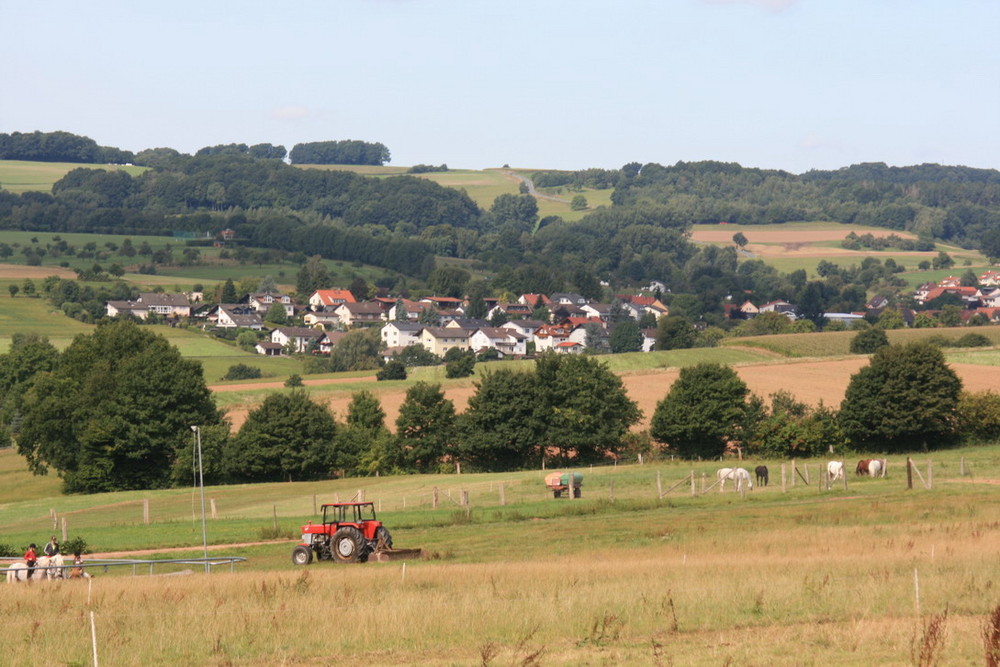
[573,487,581,498]
[332,527,364,563]
[375,526,393,551]
[553,489,561,498]
[291,545,313,566]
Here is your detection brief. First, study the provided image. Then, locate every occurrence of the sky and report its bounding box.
[3,0,998,174]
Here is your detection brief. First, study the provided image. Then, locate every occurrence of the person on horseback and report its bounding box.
[23,544,37,580]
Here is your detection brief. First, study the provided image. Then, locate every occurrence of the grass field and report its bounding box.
[0,160,147,193]
[721,326,1000,358]
[2,445,1000,663]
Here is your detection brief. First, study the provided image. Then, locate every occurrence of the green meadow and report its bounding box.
[0,159,146,193]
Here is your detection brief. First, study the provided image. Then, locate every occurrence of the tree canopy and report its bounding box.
[839,342,962,452]
[650,363,750,459]
[15,321,221,493]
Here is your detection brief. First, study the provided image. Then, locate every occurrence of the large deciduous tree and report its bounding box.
[650,363,750,459]
[459,370,546,471]
[534,353,641,464]
[839,342,961,452]
[225,390,337,482]
[393,382,456,473]
[16,321,221,493]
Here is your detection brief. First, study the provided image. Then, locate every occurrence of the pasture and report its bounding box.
[2,447,1000,663]
[0,159,146,193]
[690,222,989,278]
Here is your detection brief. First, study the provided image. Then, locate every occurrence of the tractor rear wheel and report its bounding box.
[332,527,364,563]
[291,545,313,566]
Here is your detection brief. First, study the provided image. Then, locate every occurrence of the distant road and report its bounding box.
[503,170,571,204]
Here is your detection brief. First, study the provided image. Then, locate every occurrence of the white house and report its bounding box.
[381,321,424,348]
[308,289,356,311]
[335,302,385,328]
[469,327,527,357]
[247,292,294,317]
[209,305,263,330]
[271,327,325,353]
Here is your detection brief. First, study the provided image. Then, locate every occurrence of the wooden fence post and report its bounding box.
[791,460,796,487]
[690,471,696,498]
[433,487,439,509]
[927,460,933,490]
[61,517,67,543]
[272,505,278,531]
[143,498,150,525]
[781,464,786,493]
[210,498,217,520]
[461,490,469,507]
[804,464,810,486]
[960,456,966,477]
[358,489,365,503]
[499,482,506,506]
[657,471,663,498]
[842,469,848,491]
[312,495,317,515]
[609,479,615,502]
[701,472,707,494]
[906,457,913,490]
[51,509,57,531]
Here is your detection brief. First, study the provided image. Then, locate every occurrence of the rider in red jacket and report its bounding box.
[24,544,37,581]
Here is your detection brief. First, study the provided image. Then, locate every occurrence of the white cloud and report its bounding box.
[271,106,310,120]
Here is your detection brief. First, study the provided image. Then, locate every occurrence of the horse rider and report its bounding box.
[44,536,60,558]
[24,543,38,580]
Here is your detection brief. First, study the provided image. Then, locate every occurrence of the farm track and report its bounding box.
[89,539,295,559]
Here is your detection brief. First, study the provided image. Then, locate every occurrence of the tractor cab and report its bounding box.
[294,501,391,565]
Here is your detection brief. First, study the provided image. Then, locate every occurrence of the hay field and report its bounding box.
[3,452,1000,664]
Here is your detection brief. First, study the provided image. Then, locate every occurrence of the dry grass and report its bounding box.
[4,478,1000,664]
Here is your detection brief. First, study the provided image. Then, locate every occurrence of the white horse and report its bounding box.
[868,459,884,478]
[6,555,65,582]
[717,467,753,492]
[827,460,845,481]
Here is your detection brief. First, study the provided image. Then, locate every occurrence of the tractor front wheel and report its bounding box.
[332,527,364,563]
[291,545,313,566]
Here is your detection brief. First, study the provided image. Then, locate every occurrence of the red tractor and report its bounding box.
[292,502,392,565]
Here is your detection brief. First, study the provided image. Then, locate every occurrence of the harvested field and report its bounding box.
[0,263,76,279]
[690,228,915,244]
[217,357,998,432]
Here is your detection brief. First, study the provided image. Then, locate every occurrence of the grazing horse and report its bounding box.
[717,467,753,492]
[755,465,769,487]
[868,459,884,478]
[856,459,871,476]
[827,460,845,481]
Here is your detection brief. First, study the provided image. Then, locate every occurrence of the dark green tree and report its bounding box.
[337,390,389,475]
[534,353,641,464]
[850,327,889,354]
[839,342,962,452]
[445,351,476,378]
[458,370,545,471]
[264,302,288,325]
[220,278,238,304]
[16,321,221,492]
[225,390,337,482]
[655,316,696,350]
[376,360,407,381]
[609,319,643,353]
[393,382,456,473]
[650,363,749,459]
[295,256,332,298]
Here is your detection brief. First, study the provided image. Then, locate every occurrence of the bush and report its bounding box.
[954,333,991,348]
[62,536,89,556]
[850,327,889,354]
[445,353,476,378]
[285,374,303,387]
[0,543,19,557]
[223,363,263,381]
[957,391,1000,443]
[377,360,407,381]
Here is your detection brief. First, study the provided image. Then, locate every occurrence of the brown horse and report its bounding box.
[754,465,769,487]
[856,459,872,476]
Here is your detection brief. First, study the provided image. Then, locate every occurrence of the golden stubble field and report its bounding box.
[217,357,1000,432]
[3,478,1000,665]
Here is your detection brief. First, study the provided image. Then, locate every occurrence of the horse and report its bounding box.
[827,460,845,481]
[717,467,753,492]
[856,459,871,476]
[868,459,884,478]
[7,555,66,582]
[755,465,769,487]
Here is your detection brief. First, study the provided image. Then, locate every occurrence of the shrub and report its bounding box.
[954,333,991,348]
[376,360,407,381]
[62,536,89,556]
[285,374,304,387]
[223,363,263,381]
[850,327,889,354]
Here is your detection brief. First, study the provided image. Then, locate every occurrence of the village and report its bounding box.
[103,268,1000,360]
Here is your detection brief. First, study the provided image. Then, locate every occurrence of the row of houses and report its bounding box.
[106,290,667,358]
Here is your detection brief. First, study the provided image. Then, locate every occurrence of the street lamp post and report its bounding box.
[190,425,209,571]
